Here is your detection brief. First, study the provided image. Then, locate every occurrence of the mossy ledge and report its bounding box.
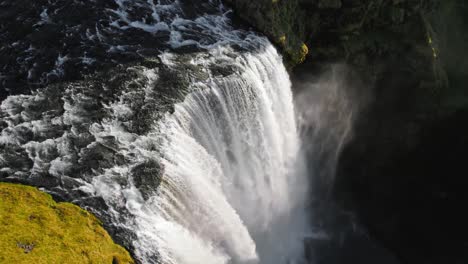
[0,182,134,264]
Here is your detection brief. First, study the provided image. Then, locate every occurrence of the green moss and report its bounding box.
[277,35,308,66]
[290,42,309,64]
[278,35,287,46]
[0,182,134,264]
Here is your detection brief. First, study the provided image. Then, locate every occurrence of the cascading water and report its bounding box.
[92,44,310,264]
[0,1,311,263]
[158,48,308,263]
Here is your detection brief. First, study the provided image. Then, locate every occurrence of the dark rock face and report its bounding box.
[223,0,308,65]
[339,109,468,264]
[229,0,468,263]
[294,1,467,264]
[333,2,468,263]
[223,0,436,67]
[318,0,342,9]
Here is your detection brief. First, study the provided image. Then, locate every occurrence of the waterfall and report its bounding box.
[90,44,310,264]
[0,1,311,263]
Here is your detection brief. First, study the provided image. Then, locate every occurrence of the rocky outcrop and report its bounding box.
[224,0,309,65]
[0,182,134,263]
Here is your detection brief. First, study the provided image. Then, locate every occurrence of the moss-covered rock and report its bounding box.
[0,182,134,264]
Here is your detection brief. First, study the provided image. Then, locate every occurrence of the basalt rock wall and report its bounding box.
[227,0,468,263]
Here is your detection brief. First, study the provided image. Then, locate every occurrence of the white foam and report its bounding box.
[48,54,69,77]
[87,42,310,264]
[34,8,52,26]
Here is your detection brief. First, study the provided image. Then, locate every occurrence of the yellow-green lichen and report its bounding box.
[278,35,287,46]
[277,35,309,65]
[269,0,308,66]
[0,182,134,264]
[427,36,438,59]
[298,43,309,63]
[287,42,309,65]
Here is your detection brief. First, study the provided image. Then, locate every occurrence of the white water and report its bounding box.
[90,44,310,263]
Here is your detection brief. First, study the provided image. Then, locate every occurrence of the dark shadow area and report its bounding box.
[292,63,400,264]
[329,1,468,263]
[337,105,468,264]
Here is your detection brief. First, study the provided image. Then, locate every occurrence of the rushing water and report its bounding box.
[0,1,311,263]
[91,44,310,264]
[156,47,308,264]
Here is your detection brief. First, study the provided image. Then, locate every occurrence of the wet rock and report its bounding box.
[132,160,163,200]
[318,0,342,9]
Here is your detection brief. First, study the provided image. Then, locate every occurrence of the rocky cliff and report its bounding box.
[224,0,309,65]
[334,1,468,263]
[226,0,468,263]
